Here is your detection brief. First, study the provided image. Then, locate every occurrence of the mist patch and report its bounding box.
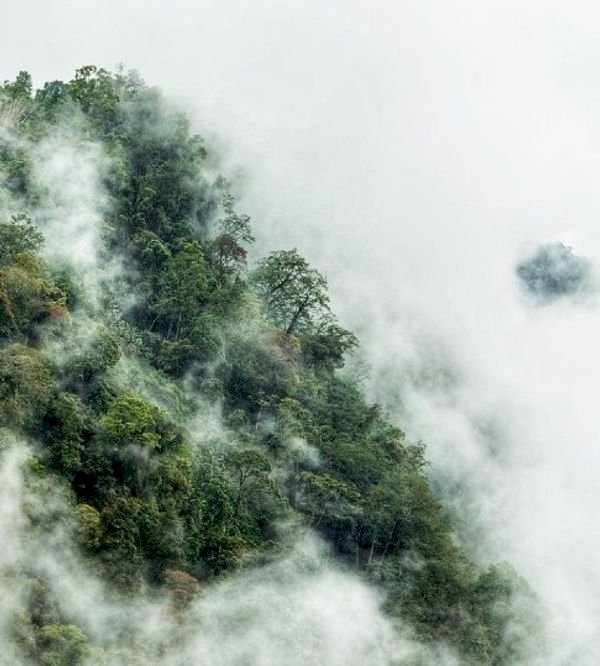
[516,243,593,301]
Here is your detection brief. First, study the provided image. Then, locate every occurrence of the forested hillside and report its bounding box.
[0,67,539,665]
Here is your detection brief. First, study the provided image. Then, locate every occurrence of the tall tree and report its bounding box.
[250,249,330,335]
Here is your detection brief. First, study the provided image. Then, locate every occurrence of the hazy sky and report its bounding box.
[3,1,600,662]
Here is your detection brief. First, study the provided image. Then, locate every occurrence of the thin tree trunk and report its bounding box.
[367,532,377,566]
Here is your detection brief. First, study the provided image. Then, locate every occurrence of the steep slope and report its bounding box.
[0,67,539,665]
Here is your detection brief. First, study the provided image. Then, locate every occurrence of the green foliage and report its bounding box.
[0,215,66,341]
[66,328,121,386]
[225,448,280,521]
[33,80,70,125]
[251,248,330,335]
[474,564,543,664]
[0,72,34,130]
[43,392,87,475]
[73,503,102,551]
[188,453,258,573]
[209,185,255,279]
[301,319,358,371]
[2,71,33,101]
[0,144,31,194]
[0,344,52,428]
[274,397,319,444]
[66,65,120,130]
[35,624,90,666]
[100,392,180,452]
[0,255,67,341]
[217,331,301,414]
[297,471,360,525]
[149,240,210,340]
[250,249,358,371]
[0,214,44,266]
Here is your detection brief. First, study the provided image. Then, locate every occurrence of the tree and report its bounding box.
[99,493,144,560]
[1,71,33,127]
[297,471,359,527]
[215,187,255,245]
[250,249,330,335]
[209,234,248,277]
[250,249,356,369]
[0,344,52,428]
[163,569,201,609]
[301,316,358,370]
[35,624,90,666]
[218,333,300,414]
[274,397,318,443]
[34,80,70,123]
[65,65,119,129]
[67,329,120,383]
[43,393,87,476]
[73,503,102,551]
[225,449,276,519]
[190,453,252,572]
[2,71,32,100]
[132,230,171,270]
[209,187,254,278]
[150,241,209,341]
[0,255,67,341]
[0,215,66,344]
[0,215,44,267]
[100,392,181,453]
[98,392,184,499]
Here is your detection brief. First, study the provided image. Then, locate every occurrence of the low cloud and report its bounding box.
[516,242,594,301]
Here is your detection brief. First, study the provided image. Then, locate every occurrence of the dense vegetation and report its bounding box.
[0,67,539,664]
